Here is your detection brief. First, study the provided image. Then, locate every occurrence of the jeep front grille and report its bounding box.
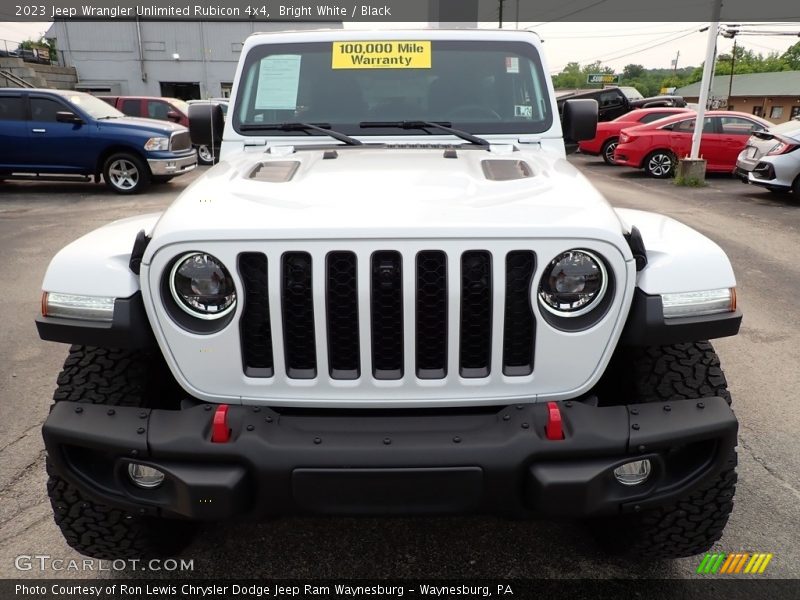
[169,131,192,152]
[238,249,537,382]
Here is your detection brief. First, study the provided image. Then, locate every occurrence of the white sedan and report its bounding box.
[735,117,800,195]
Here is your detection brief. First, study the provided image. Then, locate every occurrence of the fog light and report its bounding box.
[613,459,651,486]
[127,463,165,489]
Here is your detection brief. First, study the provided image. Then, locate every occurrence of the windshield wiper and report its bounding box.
[239,122,362,146]
[359,120,490,147]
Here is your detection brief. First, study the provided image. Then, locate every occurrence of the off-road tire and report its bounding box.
[46,346,195,559]
[601,137,619,165]
[590,341,737,559]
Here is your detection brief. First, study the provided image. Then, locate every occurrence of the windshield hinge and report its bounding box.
[243,139,267,149]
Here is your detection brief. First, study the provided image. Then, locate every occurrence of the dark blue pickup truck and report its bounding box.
[0,88,197,194]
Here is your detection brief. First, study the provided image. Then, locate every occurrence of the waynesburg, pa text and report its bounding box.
[15,584,515,597]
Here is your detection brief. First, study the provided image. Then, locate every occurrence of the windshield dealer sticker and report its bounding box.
[255,55,302,109]
[505,57,519,73]
[332,41,431,69]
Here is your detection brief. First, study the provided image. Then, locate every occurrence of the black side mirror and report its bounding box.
[188,102,224,147]
[562,99,598,154]
[56,111,83,124]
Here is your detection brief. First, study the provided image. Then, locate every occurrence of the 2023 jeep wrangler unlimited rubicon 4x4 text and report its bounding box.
[37,29,741,561]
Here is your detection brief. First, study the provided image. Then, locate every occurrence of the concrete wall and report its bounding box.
[47,21,340,99]
[0,56,77,89]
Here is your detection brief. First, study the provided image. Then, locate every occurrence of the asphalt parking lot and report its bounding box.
[1,158,799,583]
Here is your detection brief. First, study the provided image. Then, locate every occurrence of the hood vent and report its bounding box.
[481,159,533,181]
[249,161,300,183]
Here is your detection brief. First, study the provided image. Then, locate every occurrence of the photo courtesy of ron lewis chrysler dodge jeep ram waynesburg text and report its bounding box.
[36,29,742,561]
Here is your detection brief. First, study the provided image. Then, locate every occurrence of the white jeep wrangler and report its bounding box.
[38,29,741,561]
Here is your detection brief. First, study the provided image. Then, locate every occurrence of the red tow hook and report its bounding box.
[545,402,564,441]
[211,404,231,443]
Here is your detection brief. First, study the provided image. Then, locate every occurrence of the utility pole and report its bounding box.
[672,50,680,76]
[727,38,737,109]
[690,1,722,161]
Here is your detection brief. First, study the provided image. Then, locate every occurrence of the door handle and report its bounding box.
[31,128,46,133]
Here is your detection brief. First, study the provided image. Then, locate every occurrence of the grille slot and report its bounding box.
[238,253,274,377]
[371,251,403,379]
[459,251,492,378]
[169,131,191,152]
[237,246,538,385]
[326,252,360,379]
[281,252,317,379]
[503,251,536,376]
[416,251,448,379]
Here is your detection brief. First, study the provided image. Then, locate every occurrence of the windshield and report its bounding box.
[64,93,124,119]
[619,86,644,101]
[233,40,553,137]
[169,99,189,115]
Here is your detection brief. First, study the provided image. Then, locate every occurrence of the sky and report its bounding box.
[1,20,798,73]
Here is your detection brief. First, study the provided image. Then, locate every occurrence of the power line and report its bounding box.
[545,29,691,39]
[528,0,610,28]
[550,27,699,72]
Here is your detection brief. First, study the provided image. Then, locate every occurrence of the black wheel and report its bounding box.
[590,342,737,559]
[792,175,800,196]
[46,346,195,559]
[152,175,176,184]
[103,153,150,194]
[601,137,619,165]
[196,144,216,165]
[643,150,676,178]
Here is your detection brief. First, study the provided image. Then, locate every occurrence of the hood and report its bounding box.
[147,144,627,249]
[96,116,187,136]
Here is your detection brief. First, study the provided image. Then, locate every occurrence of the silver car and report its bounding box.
[735,118,800,194]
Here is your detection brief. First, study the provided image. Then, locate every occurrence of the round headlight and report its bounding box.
[169,252,236,320]
[538,250,607,317]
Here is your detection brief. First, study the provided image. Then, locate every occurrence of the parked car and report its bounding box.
[614,110,771,178]
[187,99,229,164]
[579,107,693,165]
[99,95,190,126]
[38,29,742,563]
[735,117,800,195]
[0,88,197,193]
[98,95,216,166]
[557,86,686,122]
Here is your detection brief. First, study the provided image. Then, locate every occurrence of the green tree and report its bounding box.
[16,36,57,62]
[781,41,800,70]
[622,64,646,80]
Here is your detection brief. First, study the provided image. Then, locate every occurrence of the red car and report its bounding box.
[614,110,771,178]
[578,107,693,165]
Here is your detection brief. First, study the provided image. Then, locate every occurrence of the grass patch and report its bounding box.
[673,174,707,187]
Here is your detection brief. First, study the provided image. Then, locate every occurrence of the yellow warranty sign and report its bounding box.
[332,41,431,69]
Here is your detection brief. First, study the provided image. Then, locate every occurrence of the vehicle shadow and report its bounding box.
[0,179,190,200]
[116,516,684,580]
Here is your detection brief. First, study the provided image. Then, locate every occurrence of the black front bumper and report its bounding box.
[43,398,737,520]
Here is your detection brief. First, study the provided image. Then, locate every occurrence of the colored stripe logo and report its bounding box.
[697,552,773,574]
